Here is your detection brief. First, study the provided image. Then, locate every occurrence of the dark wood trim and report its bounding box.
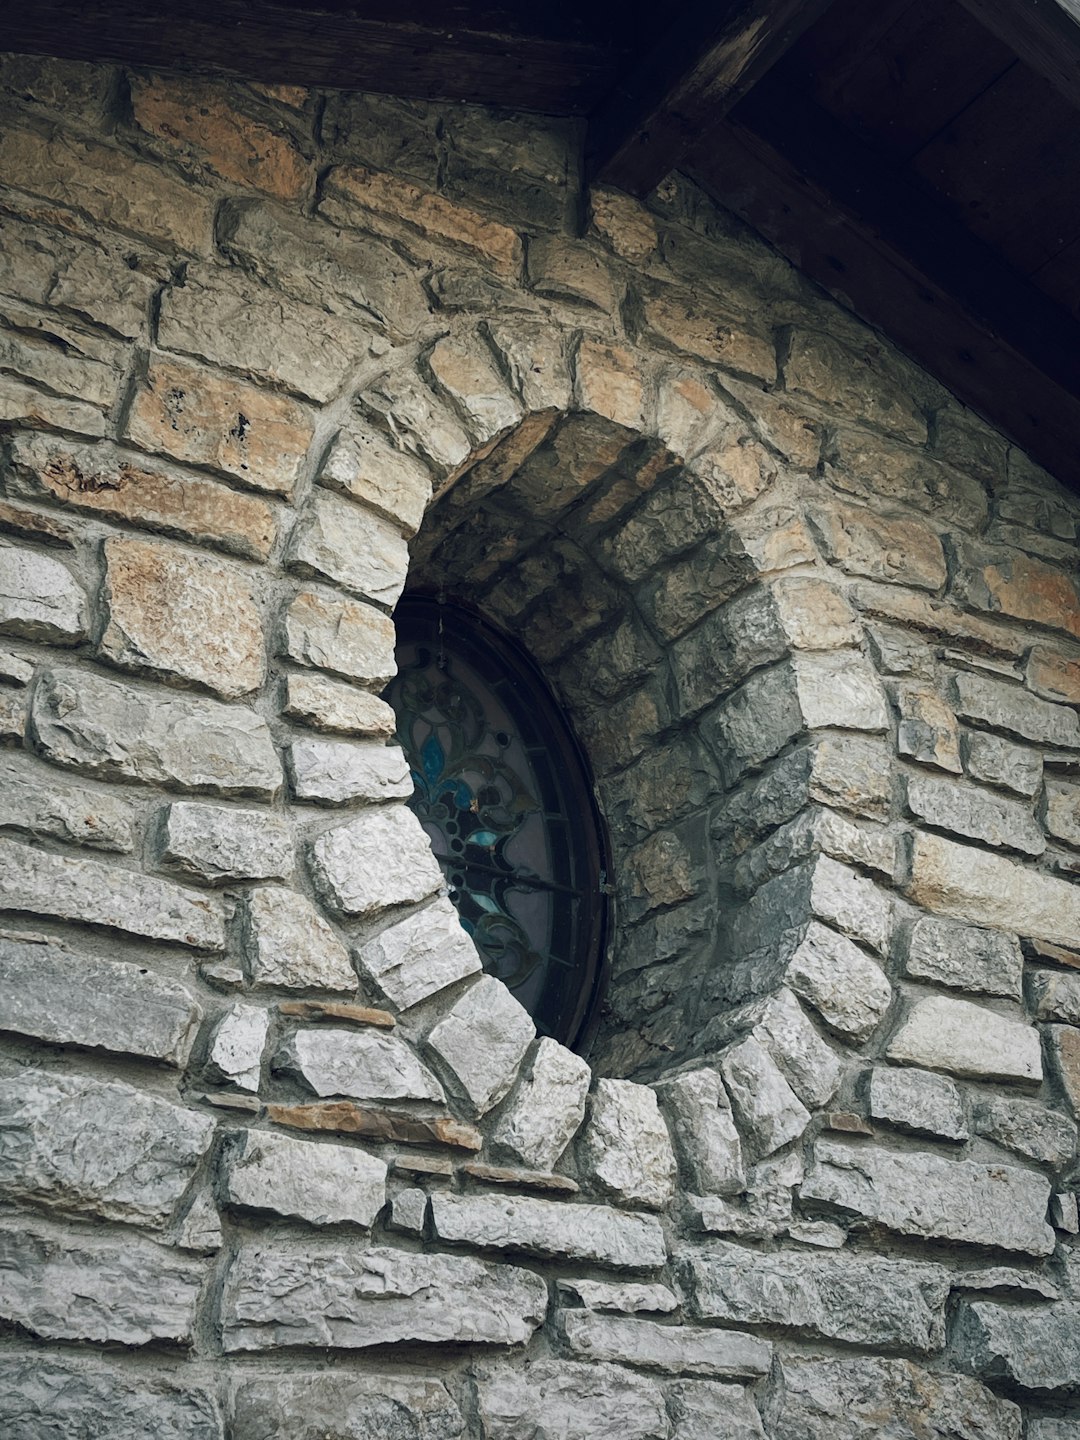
[585,0,837,196]
[955,0,1080,112]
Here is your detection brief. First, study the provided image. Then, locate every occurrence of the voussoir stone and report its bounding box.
[31,666,281,799]
[288,489,410,607]
[282,586,397,686]
[279,1026,445,1102]
[580,1077,677,1209]
[801,1139,1055,1255]
[287,736,412,805]
[0,1070,214,1225]
[904,913,1023,999]
[953,1299,1080,1394]
[557,1308,772,1378]
[426,974,534,1115]
[232,1373,463,1440]
[282,670,397,737]
[309,805,444,916]
[491,1035,591,1171]
[655,1067,745,1197]
[887,994,1042,1083]
[785,920,893,1042]
[430,1191,667,1269]
[869,1065,968,1141]
[159,800,293,884]
[751,986,843,1110]
[222,1243,546,1351]
[358,897,481,1010]
[224,1127,387,1227]
[0,542,86,643]
[475,1359,667,1440]
[319,424,433,537]
[0,933,202,1066]
[243,884,356,990]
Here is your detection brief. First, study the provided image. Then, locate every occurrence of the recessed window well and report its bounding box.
[387,595,609,1049]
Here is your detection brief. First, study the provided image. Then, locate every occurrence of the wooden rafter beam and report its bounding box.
[695,83,1080,490]
[955,0,1080,112]
[586,0,838,197]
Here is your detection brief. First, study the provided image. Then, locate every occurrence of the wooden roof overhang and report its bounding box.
[4,0,1080,490]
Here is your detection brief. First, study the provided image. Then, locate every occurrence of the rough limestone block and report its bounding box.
[974,1095,1077,1166]
[99,536,265,698]
[0,934,202,1066]
[765,1356,1021,1440]
[809,498,946,589]
[869,1066,968,1141]
[279,1025,445,1102]
[31,667,281,799]
[309,805,444,917]
[1046,777,1080,849]
[222,1244,546,1351]
[281,587,397,686]
[430,1191,666,1269]
[903,913,1023,999]
[952,1300,1080,1394]
[491,1035,591,1172]
[159,801,293,884]
[1048,1025,1080,1115]
[905,771,1045,856]
[666,1380,766,1440]
[807,855,893,955]
[358,366,474,472]
[708,663,803,785]
[224,1128,387,1227]
[792,649,889,732]
[0,1071,214,1226]
[232,1374,462,1440]
[686,1151,803,1243]
[720,1036,810,1157]
[475,1359,667,1440]
[358,897,481,1010]
[557,1308,771,1379]
[681,1242,950,1352]
[786,921,893,1042]
[0,542,86,644]
[801,1139,1054,1255]
[656,1067,745,1196]
[887,995,1042,1083]
[579,1077,677,1210]
[426,974,535,1115]
[243,885,356,990]
[288,490,410,607]
[895,684,963,772]
[318,425,433,537]
[1052,1191,1079,1233]
[427,332,524,441]
[751,987,842,1109]
[557,1279,678,1314]
[0,751,137,852]
[0,835,225,949]
[287,737,412,805]
[963,730,1042,797]
[0,1226,205,1346]
[207,1003,269,1091]
[388,1188,428,1236]
[282,671,397,738]
[952,670,1080,748]
[1030,968,1080,1025]
[0,1354,223,1440]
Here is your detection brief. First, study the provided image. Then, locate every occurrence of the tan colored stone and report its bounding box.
[0,127,211,252]
[588,188,658,262]
[1047,1025,1080,1115]
[894,685,962,773]
[461,1162,579,1195]
[277,1000,395,1029]
[281,587,396,686]
[126,354,315,496]
[0,499,78,549]
[250,82,310,108]
[827,428,987,528]
[955,544,1080,642]
[640,292,776,383]
[729,503,818,575]
[99,537,264,699]
[0,374,106,438]
[266,1100,482,1150]
[9,434,276,562]
[787,332,926,443]
[323,167,522,276]
[810,500,946,591]
[626,830,699,910]
[0,304,126,411]
[573,338,644,429]
[131,75,311,200]
[1027,645,1080,705]
[690,439,778,515]
[849,582,1025,656]
[527,235,618,310]
[723,376,822,469]
[319,427,432,537]
[427,334,522,443]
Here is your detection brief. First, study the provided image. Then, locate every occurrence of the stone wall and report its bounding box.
[0,51,1078,1438]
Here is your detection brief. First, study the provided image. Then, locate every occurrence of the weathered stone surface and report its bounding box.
[0,934,201,1066]
[426,974,535,1115]
[289,491,410,607]
[810,499,946,590]
[752,987,843,1109]
[207,1003,269,1091]
[268,1100,480,1150]
[491,1035,591,1171]
[0,1353,223,1440]
[1047,778,1080,850]
[244,884,356,990]
[809,733,894,818]
[666,1380,767,1440]
[0,1226,204,1346]
[126,352,315,496]
[708,663,803,782]
[869,1066,968,1141]
[786,921,893,1041]
[953,1300,1080,1394]
[1029,644,1080,705]
[0,372,107,436]
[278,999,394,1028]
[682,1243,949,1352]
[0,302,123,412]
[557,1308,772,1378]
[639,289,775,382]
[765,1356,1022,1440]
[907,831,1080,950]
[963,730,1042,796]
[952,670,1080,748]
[801,1139,1055,1255]
[484,319,572,412]
[31,667,281,799]
[721,1036,810,1156]
[1052,1191,1079,1232]
[656,1067,745,1196]
[687,1151,803,1242]
[905,770,1045,856]
[359,898,481,1010]
[279,1026,445,1102]
[319,425,433,536]
[1049,1025,1080,1115]
[223,1243,545,1350]
[0,751,136,852]
[159,801,292,884]
[974,1095,1077,1166]
[1031,968,1080,1024]
[558,1278,678,1313]
[0,543,85,643]
[527,234,618,309]
[806,854,893,954]
[953,542,1080,642]
[389,1187,429,1236]
[787,331,926,441]
[887,995,1042,1083]
[100,536,265,699]
[288,737,412,805]
[904,914,1023,999]
[0,834,225,949]
[894,684,963,772]
[580,1077,677,1209]
[0,1071,213,1225]
[430,1190,666,1269]
[359,368,473,473]
[282,586,397,686]
[573,337,645,429]
[233,1373,463,1440]
[224,1128,387,1226]
[283,671,396,738]
[475,1359,667,1440]
[427,332,523,441]
[309,805,444,917]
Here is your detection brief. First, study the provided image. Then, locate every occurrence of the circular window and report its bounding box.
[386,596,609,1049]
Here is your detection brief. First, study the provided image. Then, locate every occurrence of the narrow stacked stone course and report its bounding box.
[0,51,1077,1439]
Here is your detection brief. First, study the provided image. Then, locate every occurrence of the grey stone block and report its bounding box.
[0,542,86,642]
[278,1026,445,1103]
[887,995,1041,1082]
[721,1036,810,1157]
[359,898,482,1010]
[244,884,356,991]
[475,1359,667,1440]
[952,1299,1080,1394]
[426,974,534,1115]
[282,586,397,687]
[0,751,136,852]
[974,1095,1077,1166]
[308,805,443,917]
[557,1278,678,1313]
[287,736,412,805]
[491,1035,590,1172]
[429,1191,666,1269]
[556,1308,772,1378]
[159,801,293,884]
[1031,968,1080,1025]
[657,1067,745,1197]
[666,1380,766,1440]
[751,987,842,1109]
[962,730,1042,796]
[580,1077,677,1210]
[224,1128,387,1227]
[905,771,1045,856]
[207,1003,269,1091]
[282,671,397,738]
[288,490,410,607]
[232,1373,463,1440]
[786,921,892,1042]
[903,914,1022,999]
[869,1066,968,1141]
[952,670,1080,749]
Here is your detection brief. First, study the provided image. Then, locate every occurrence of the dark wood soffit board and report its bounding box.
[955,0,1080,111]
[586,0,839,195]
[695,97,1080,492]
[0,1,623,113]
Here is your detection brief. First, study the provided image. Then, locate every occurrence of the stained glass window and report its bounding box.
[386,596,608,1048]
